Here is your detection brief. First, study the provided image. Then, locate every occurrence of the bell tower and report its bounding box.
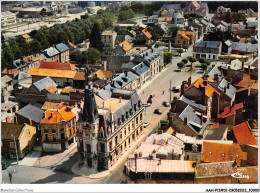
[78,66,99,170]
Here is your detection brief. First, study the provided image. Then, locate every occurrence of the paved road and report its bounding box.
[1,47,203,184]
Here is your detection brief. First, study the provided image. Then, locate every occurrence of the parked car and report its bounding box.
[174,69,181,72]
[163,101,170,107]
[154,108,162,115]
[143,121,150,127]
[173,85,181,93]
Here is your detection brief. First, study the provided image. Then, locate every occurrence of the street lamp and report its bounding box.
[11,134,19,164]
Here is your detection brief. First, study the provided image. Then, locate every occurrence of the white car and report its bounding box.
[143,121,150,128]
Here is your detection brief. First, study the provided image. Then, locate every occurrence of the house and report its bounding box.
[218,103,244,126]
[12,72,32,94]
[135,29,152,42]
[233,122,258,146]
[215,6,231,18]
[114,40,133,55]
[161,4,181,11]
[189,19,204,39]
[147,15,158,24]
[73,71,85,89]
[201,141,247,166]
[184,77,220,119]
[1,101,19,115]
[21,34,32,42]
[41,106,77,152]
[185,1,209,16]
[115,35,126,44]
[101,30,117,48]
[170,105,208,138]
[27,68,77,87]
[22,54,47,72]
[222,40,233,54]
[12,58,28,71]
[27,76,58,95]
[131,62,150,89]
[1,11,17,27]
[175,31,195,46]
[55,43,70,62]
[77,72,144,170]
[94,70,113,81]
[231,42,258,55]
[205,65,225,81]
[158,17,172,24]
[203,124,228,141]
[124,158,195,181]
[195,161,237,184]
[1,123,37,159]
[43,47,60,62]
[193,41,222,60]
[38,61,76,71]
[2,68,18,78]
[67,41,77,52]
[15,104,44,132]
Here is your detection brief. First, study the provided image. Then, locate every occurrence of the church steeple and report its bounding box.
[82,65,98,123]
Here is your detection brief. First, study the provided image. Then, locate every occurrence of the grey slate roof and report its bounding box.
[161,4,181,10]
[205,65,224,80]
[1,101,18,111]
[115,35,125,42]
[98,88,112,101]
[231,42,258,53]
[16,104,44,123]
[204,125,228,140]
[224,40,232,47]
[14,72,32,81]
[247,22,258,28]
[125,35,133,41]
[43,47,60,57]
[13,59,28,68]
[179,105,207,134]
[122,61,135,69]
[111,71,138,88]
[148,15,158,20]
[200,19,209,26]
[178,95,206,111]
[216,78,237,99]
[33,76,57,92]
[55,43,69,53]
[194,41,222,49]
[2,75,12,84]
[132,62,149,76]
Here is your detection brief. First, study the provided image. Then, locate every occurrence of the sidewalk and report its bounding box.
[16,151,42,167]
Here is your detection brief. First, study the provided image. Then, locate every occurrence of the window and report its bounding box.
[44,129,48,133]
[100,143,105,153]
[61,133,65,139]
[53,134,56,141]
[140,113,143,121]
[132,121,134,129]
[87,144,91,153]
[120,131,123,141]
[124,128,126,136]
[10,142,15,149]
[45,134,49,141]
[136,117,139,125]
[115,136,118,145]
[128,125,130,132]
[109,141,112,151]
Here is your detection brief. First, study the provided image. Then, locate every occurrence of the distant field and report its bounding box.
[134,13,146,18]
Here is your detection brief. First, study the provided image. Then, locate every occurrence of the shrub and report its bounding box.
[177,62,185,69]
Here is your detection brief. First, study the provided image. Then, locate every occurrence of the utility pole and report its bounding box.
[170,80,171,103]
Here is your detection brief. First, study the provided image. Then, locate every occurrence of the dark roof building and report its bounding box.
[55,43,69,53]
[16,104,44,123]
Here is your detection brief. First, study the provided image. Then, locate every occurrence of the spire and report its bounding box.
[82,66,98,123]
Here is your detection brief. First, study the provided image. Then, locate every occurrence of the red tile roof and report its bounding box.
[142,29,152,39]
[234,73,257,92]
[218,103,243,118]
[2,68,18,75]
[39,61,75,70]
[233,122,258,146]
[73,71,85,81]
[251,59,258,67]
[41,107,75,124]
[202,142,247,166]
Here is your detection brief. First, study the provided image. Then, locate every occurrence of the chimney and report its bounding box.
[14,116,18,124]
[119,97,122,103]
[29,119,33,125]
[224,86,227,93]
[184,117,187,125]
[168,112,174,124]
[124,71,128,76]
[242,60,244,71]
[214,74,219,82]
[5,116,10,123]
[181,82,185,95]
[188,77,191,86]
[248,65,251,74]
[103,61,107,71]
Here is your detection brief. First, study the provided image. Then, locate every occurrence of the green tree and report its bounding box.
[2,43,14,68]
[147,25,164,40]
[177,62,184,69]
[182,59,188,65]
[164,52,172,64]
[90,21,104,51]
[177,48,184,56]
[30,40,42,53]
[188,56,197,77]
[1,32,5,44]
[10,41,22,59]
[85,48,101,64]
[118,9,134,21]
[183,45,188,51]
[169,27,178,38]
[201,63,208,72]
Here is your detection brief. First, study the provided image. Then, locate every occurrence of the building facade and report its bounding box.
[77,67,144,171]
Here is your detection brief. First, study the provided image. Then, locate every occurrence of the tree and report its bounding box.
[118,9,134,21]
[30,40,42,53]
[198,57,207,64]
[90,21,104,51]
[177,48,184,56]
[85,48,101,64]
[177,62,184,69]
[169,27,178,38]
[182,59,188,65]
[1,32,5,44]
[164,52,172,64]
[188,56,197,77]
[147,25,164,40]
[183,45,188,51]
[201,63,208,72]
[2,43,14,68]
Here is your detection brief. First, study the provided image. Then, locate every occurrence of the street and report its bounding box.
[1,47,203,184]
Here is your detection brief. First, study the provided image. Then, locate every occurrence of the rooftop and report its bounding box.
[43,47,60,57]
[39,61,75,70]
[73,71,85,81]
[218,103,243,119]
[33,76,57,92]
[158,17,173,22]
[231,42,258,53]
[16,104,44,123]
[204,125,228,140]
[1,123,25,140]
[41,101,64,110]
[41,107,75,124]
[55,43,69,53]
[194,41,221,49]
[95,70,113,80]
[119,40,133,52]
[233,122,258,146]
[101,97,128,113]
[101,30,116,36]
[27,68,77,79]
[141,29,152,39]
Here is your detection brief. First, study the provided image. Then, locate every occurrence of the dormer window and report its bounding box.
[134,104,137,111]
[192,144,198,151]
[122,115,125,123]
[118,118,121,126]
